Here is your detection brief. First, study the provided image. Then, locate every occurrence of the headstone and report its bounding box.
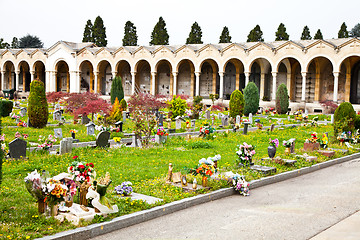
[331,114,334,124]
[191,119,196,128]
[218,113,223,119]
[175,117,182,130]
[86,122,96,135]
[236,115,241,125]
[54,128,63,139]
[243,122,250,135]
[9,138,27,159]
[55,103,60,111]
[81,115,91,125]
[249,113,253,124]
[270,124,275,132]
[250,165,277,175]
[53,110,62,121]
[327,148,349,154]
[205,110,210,119]
[96,131,110,148]
[221,115,229,126]
[115,121,123,132]
[122,111,127,123]
[59,137,73,154]
[290,138,296,153]
[20,107,27,117]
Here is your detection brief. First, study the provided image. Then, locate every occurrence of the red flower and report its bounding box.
[89,163,94,168]
[86,163,89,166]
[73,156,78,159]
[78,164,85,169]
[69,166,73,171]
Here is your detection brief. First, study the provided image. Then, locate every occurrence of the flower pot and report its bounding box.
[268,146,277,159]
[285,147,291,154]
[50,204,58,217]
[202,176,208,187]
[37,199,46,214]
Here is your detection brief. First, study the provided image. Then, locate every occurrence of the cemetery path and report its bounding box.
[91,158,360,240]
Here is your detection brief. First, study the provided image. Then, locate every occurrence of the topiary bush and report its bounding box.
[0,99,13,117]
[168,95,187,119]
[333,102,356,135]
[243,82,259,116]
[110,76,124,104]
[229,89,244,118]
[275,83,289,114]
[28,79,48,128]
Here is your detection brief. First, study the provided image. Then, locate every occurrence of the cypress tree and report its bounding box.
[247,25,264,42]
[92,16,107,47]
[338,22,349,38]
[186,22,203,44]
[275,23,289,41]
[243,82,260,115]
[19,34,43,48]
[82,20,94,43]
[275,84,289,114]
[11,37,19,48]
[150,17,169,45]
[219,26,232,43]
[314,29,323,40]
[122,21,138,46]
[350,23,360,37]
[229,90,245,118]
[28,79,48,128]
[301,26,312,40]
[110,76,124,104]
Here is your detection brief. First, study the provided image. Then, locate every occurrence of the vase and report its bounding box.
[268,146,276,158]
[50,204,58,217]
[202,176,208,187]
[71,132,75,139]
[285,147,291,154]
[37,199,46,214]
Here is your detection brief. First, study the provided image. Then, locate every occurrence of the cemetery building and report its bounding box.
[1,38,360,111]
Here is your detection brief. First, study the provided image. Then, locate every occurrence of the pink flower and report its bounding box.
[14,132,21,138]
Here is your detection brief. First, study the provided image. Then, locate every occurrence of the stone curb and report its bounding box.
[37,151,360,240]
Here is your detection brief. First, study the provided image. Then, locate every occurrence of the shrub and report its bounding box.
[355,115,360,130]
[0,99,13,117]
[28,79,48,128]
[192,96,203,119]
[229,89,244,118]
[320,100,338,114]
[275,83,289,114]
[243,82,259,116]
[110,76,124,104]
[168,95,187,119]
[333,102,356,135]
[120,98,127,111]
[108,97,122,122]
[0,118,3,185]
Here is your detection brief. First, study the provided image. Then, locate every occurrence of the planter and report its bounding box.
[50,204,58,217]
[268,146,277,158]
[202,176,208,187]
[37,199,46,214]
[285,147,291,154]
[303,142,320,151]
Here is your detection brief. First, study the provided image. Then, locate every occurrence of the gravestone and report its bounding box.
[249,113,253,124]
[290,138,296,153]
[218,113,223,119]
[221,115,229,126]
[243,122,250,135]
[115,121,123,132]
[20,107,27,117]
[159,113,163,126]
[175,117,182,129]
[9,138,27,159]
[131,134,142,148]
[54,128,63,139]
[86,122,96,135]
[270,124,275,132]
[122,111,127,123]
[191,119,196,128]
[81,115,91,125]
[96,131,110,148]
[55,103,60,111]
[59,138,73,154]
[205,110,210,119]
[236,115,241,125]
[331,114,334,124]
[53,110,62,121]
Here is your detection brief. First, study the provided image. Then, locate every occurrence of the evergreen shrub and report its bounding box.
[333,102,356,134]
[28,79,48,128]
[229,90,244,118]
[110,76,124,104]
[0,99,13,117]
[275,83,289,114]
[243,82,259,116]
[108,97,122,122]
[120,98,127,111]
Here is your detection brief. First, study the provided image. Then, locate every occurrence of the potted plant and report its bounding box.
[304,132,320,151]
[44,179,68,216]
[268,138,279,158]
[283,139,294,154]
[155,126,169,143]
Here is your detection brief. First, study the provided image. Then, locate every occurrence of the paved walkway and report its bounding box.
[91,158,360,240]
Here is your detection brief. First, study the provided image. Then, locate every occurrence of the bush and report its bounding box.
[333,102,356,135]
[275,84,289,114]
[0,118,3,185]
[192,96,203,119]
[168,95,187,119]
[0,99,13,117]
[110,76,124,104]
[355,115,360,130]
[108,97,122,123]
[120,98,127,111]
[28,79,48,128]
[243,82,259,116]
[229,90,244,118]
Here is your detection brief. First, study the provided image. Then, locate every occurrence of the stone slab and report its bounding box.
[262,157,297,166]
[120,192,163,205]
[328,148,349,154]
[317,150,335,157]
[171,182,210,192]
[250,165,277,175]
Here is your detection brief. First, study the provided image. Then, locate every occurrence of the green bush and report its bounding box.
[0,118,3,185]
[355,115,360,130]
[333,102,356,134]
[110,76,124,104]
[0,99,13,117]
[120,98,127,111]
[28,79,48,128]
[243,82,259,116]
[168,95,187,119]
[275,83,289,114]
[192,96,203,119]
[229,89,244,118]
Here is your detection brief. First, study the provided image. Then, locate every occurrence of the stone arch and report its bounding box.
[249,58,272,100]
[199,59,219,97]
[155,59,173,96]
[176,59,195,97]
[79,60,94,93]
[55,60,70,92]
[135,60,151,94]
[339,56,360,104]
[306,57,334,102]
[223,58,245,100]
[276,57,302,101]
[97,60,112,95]
[33,60,46,86]
[18,60,31,92]
[2,61,16,90]
[116,60,132,96]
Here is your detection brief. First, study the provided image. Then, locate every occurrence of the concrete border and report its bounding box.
[38,150,359,240]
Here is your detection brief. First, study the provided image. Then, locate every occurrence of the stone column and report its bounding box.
[314,71,321,102]
[301,72,307,102]
[244,71,250,86]
[172,72,178,95]
[151,72,156,95]
[30,71,35,82]
[1,71,5,90]
[212,72,217,94]
[345,68,351,102]
[271,72,277,101]
[94,71,99,93]
[131,71,136,94]
[235,71,240,90]
[16,71,20,91]
[195,72,200,96]
[45,71,51,92]
[333,72,339,102]
[260,73,265,100]
[49,71,57,92]
[287,73,291,93]
[219,71,224,99]
[190,72,195,97]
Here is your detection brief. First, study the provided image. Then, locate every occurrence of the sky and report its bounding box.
[0,0,359,48]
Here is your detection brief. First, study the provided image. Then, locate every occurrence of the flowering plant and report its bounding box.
[156,127,168,136]
[24,169,47,200]
[69,129,77,134]
[95,125,110,132]
[114,181,133,196]
[10,112,20,120]
[38,134,57,150]
[305,132,319,143]
[17,121,27,127]
[68,156,95,183]
[113,137,121,143]
[283,139,294,148]
[269,138,279,148]
[320,133,329,148]
[0,134,7,155]
[188,163,215,178]
[110,126,121,132]
[232,174,250,196]
[15,132,28,140]
[337,132,347,143]
[199,125,216,139]
[236,142,256,166]
[44,179,68,206]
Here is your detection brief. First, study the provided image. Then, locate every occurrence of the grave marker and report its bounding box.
[55,103,60,111]
[191,119,196,128]
[81,115,91,125]
[249,113,253,124]
[54,128,63,139]
[9,138,27,159]
[175,117,182,129]
[86,122,95,135]
[331,114,334,124]
[53,110,62,121]
[96,131,110,148]
[59,138,73,154]
[205,110,210,119]
[236,115,241,125]
[270,124,275,132]
[159,113,163,126]
[20,107,27,117]
[122,111,127,123]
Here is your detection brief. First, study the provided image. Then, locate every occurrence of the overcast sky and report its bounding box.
[0,0,359,48]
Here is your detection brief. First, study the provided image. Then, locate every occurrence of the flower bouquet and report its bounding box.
[232,174,250,196]
[68,156,95,183]
[283,139,294,154]
[44,179,68,216]
[38,134,57,150]
[156,127,168,136]
[320,133,329,149]
[24,170,47,213]
[337,132,348,145]
[268,138,279,158]
[187,155,219,187]
[304,132,320,151]
[199,125,216,139]
[114,181,133,196]
[236,142,256,167]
